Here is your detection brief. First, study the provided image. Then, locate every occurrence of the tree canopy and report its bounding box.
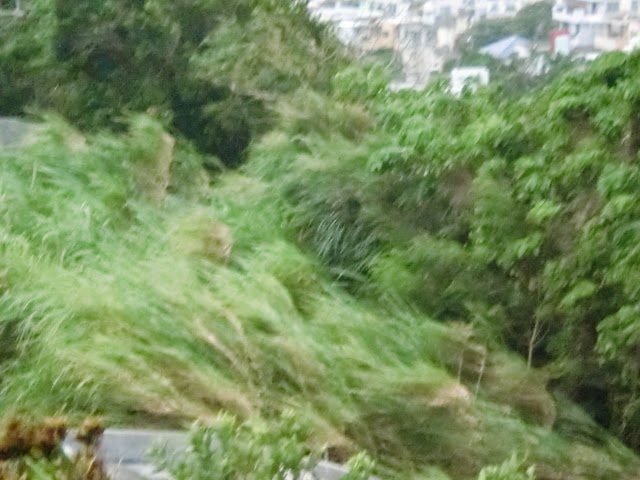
[3,1,640,478]
[274,51,640,451]
[0,0,345,166]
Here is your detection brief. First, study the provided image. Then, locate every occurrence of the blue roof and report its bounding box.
[480,35,531,59]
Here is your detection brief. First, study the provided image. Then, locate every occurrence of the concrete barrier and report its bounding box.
[63,429,364,480]
[0,117,35,147]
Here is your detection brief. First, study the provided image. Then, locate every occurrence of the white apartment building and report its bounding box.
[450,66,490,95]
[308,0,543,88]
[428,0,538,21]
[474,0,524,18]
[308,0,384,43]
[429,0,468,19]
[553,0,640,51]
[309,0,539,44]
[308,0,440,86]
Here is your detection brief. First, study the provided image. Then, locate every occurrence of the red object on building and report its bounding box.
[550,29,570,54]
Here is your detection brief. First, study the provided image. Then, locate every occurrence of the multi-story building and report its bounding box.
[473,0,531,19]
[429,0,468,19]
[308,0,383,44]
[428,0,538,21]
[308,0,547,88]
[552,0,640,51]
[308,0,438,86]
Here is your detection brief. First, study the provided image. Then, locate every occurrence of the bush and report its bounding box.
[477,454,535,480]
[156,411,317,480]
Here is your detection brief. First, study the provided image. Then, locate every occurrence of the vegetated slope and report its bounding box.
[0,0,344,167]
[2,1,640,478]
[256,52,640,473]
[336,52,640,450]
[0,83,638,479]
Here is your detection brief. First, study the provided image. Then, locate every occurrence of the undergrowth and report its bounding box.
[0,116,637,479]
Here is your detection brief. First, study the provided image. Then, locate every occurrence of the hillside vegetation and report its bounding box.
[2,1,640,479]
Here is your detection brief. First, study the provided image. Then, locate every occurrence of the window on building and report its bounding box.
[606,2,620,13]
[632,0,639,12]
[401,29,422,47]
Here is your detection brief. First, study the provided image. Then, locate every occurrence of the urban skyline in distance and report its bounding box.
[308,0,640,88]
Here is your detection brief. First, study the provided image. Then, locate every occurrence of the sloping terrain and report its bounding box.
[2,1,640,479]
[0,112,636,479]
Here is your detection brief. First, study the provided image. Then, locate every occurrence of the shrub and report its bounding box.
[155,411,318,480]
[477,454,535,480]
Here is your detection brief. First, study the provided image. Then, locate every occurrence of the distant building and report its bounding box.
[552,0,640,52]
[430,0,539,20]
[625,17,640,49]
[309,0,384,44]
[308,0,546,89]
[353,19,398,51]
[450,66,490,95]
[480,35,532,59]
[550,28,572,54]
[396,17,438,88]
[473,0,533,19]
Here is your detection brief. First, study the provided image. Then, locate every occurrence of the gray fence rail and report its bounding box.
[0,117,35,147]
[63,429,356,480]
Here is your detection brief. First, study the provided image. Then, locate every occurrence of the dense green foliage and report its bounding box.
[155,411,378,480]
[0,0,344,166]
[275,51,640,454]
[3,1,640,479]
[156,412,319,480]
[1,117,609,480]
[156,411,376,480]
[477,454,535,480]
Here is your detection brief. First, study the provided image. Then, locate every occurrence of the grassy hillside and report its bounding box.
[3,1,640,479]
[0,111,637,479]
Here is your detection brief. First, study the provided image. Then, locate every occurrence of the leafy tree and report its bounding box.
[0,0,344,166]
[271,47,640,452]
[156,411,318,480]
[477,454,536,480]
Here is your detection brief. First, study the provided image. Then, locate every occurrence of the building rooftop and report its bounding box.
[480,35,531,59]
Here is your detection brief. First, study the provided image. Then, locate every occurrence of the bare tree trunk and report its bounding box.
[528,315,542,369]
[474,352,486,400]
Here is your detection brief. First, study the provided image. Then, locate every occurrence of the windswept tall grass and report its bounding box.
[0,116,637,479]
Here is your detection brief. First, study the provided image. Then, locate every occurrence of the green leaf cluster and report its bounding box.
[156,411,320,480]
[0,0,345,166]
[477,454,535,480]
[5,2,640,477]
[260,50,640,451]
